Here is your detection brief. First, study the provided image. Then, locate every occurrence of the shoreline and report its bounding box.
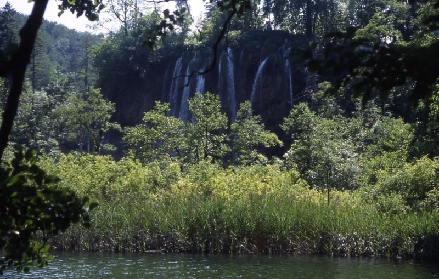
[49,225,439,261]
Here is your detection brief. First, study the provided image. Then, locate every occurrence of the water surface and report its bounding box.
[5,253,439,278]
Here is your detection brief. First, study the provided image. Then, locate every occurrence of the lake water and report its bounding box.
[4,253,439,278]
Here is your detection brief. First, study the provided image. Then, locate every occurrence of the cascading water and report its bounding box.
[250,56,269,108]
[178,65,191,122]
[218,48,237,121]
[227,48,237,122]
[179,52,206,122]
[280,43,293,109]
[284,59,293,109]
[195,68,205,94]
[168,42,295,125]
[169,57,183,116]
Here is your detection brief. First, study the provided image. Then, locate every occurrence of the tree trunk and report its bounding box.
[305,0,313,38]
[0,0,48,160]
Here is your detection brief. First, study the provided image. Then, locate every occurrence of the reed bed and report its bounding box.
[41,154,439,261]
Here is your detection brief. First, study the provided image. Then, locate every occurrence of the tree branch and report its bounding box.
[0,0,49,160]
[176,2,238,86]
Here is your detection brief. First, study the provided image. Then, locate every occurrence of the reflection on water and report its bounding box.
[4,253,439,279]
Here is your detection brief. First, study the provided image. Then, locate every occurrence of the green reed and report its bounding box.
[42,155,439,260]
[51,187,439,261]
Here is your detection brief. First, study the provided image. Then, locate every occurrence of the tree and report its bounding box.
[53,88,120,153]
[186,92,229,163]
[0,0,104,158]
[282,102,358,189]
[97,0,161,35]
[0,1,104,271]
[107,0,139,35]
[123,101,185,163]
[92,13,161,116]
[355,110,414,187]
[0,0,48,158]
[0,146,96,274]
[344,0,410,33]
[353,8,408,45]
[299,0,439,105]
[262,0,341,36]
[0,2,17,54]
[124,93,231,165]
[11,86,60,155]
[413,86,439,157]
[0,2,17,99]
[30,32,51,92]
[230,101,282,165]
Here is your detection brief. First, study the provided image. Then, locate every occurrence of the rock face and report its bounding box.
[105,31,307,134]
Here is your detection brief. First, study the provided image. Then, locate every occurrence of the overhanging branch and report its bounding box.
[0,0,49,160]
[176,2,238,86]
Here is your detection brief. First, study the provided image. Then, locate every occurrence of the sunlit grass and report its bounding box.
[42,154,439,260]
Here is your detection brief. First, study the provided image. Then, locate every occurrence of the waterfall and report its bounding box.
[169,57,183,116]
[280,43,293,109]
[178,65,191,122]
[227,48,237,122]
[195,67,205,94]
[161,68,170,103]
[285,59,293,109]
[218,48,237,121]
[250,56,269,108]
[179,52,204,122]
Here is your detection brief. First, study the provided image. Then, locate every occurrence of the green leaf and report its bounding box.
[7,174,20,187]
[82,196,89,204]
[88,202,99,211]
[24,149,36,164]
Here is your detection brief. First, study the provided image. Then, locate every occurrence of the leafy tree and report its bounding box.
[123,101,185,163]
[0,0,143,273]
[199,3,231,42]
[0,145,96,274]
[105,0,141,35]
[409,84,439,157]
[0,2,17,55]
[200,0,263,39]
[230,0,264,31]
[353,3,409,45]
[0,2,17,98]
[299,0,438,106]
[282,102,359,189]
[35,19,102,86]
[53,88,120,153]
[186,92,229,164]
[29,32,51,92]
[11,87,60,156]
[345,0,410,35]
[124,93,230,165]
[360,155,439,212]
[230,101,282,165]
[310,82,343,118]
[262,0,341,36]
[97,0,165,36]
[361,116,413,158]
[0,0,104,158]
[356,114,414,187]
[124,98,283,166]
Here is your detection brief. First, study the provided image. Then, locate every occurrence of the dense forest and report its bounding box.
[2,0,439,273]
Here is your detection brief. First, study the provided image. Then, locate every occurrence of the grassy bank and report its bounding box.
[41,154,439,261]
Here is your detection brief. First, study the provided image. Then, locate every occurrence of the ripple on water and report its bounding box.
[2,253,439,279]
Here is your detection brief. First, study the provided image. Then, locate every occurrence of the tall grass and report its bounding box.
[42,154,439,260]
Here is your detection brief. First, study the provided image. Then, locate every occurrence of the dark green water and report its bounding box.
[4,253,439,278]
